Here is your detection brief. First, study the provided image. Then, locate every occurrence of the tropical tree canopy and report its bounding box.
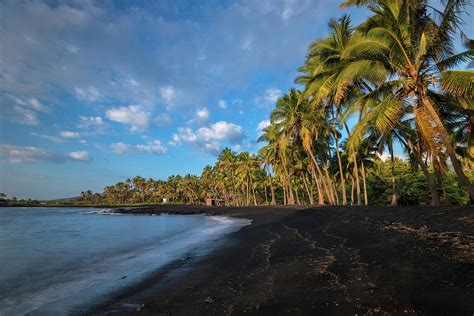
[67,0,472,207]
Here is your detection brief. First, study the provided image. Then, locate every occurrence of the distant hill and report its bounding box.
[42,196,82,203]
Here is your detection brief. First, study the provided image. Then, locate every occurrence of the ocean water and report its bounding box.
[0,207,250,315]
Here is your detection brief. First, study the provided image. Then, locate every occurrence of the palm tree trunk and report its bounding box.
[264,184,268,205]
[250,175,257,206]
[323,164,336,205]
[307,149,332,204]
[390,151,397,206]
[309,160,324,205]
[246,180,250,206]
[270,178,276,205]
[351,172,355,205]
[353,154,362,205]
[419,159,440,206]
[402,134,440,206]
[361,160,368,206]
[332,108,347,204]
[280,152,295,205]
[294,184,301,205]
[421,95,474,198]
[303,173,314,205]
[339,114,362,205]
[333,177,340,205]
[282,182,287,205]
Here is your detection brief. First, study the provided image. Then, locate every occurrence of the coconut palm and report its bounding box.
[337,0,473,197]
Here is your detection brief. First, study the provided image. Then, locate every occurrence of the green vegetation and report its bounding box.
[3,0,472,208]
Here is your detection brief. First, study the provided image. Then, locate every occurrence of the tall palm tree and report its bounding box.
[338,0,474,197]
[297,14,369,205]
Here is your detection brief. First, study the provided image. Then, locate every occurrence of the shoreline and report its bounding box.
[90,205,474,315]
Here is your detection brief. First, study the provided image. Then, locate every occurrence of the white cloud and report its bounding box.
[195,107,209,120]
[136,140,167,154]
[74,87,101,102]
[111,142,132,154]
[170,121,245,155]
[154,113,172,126]
[65,44,79,54]
[256,119,270,133]
[264,88,282,103]
[253,88,282,108]
[68,150,89,161]
[160,86,175,102]
[377,152,405,161]
[198,121,244,142]
[77,115,104,128]
[11,96,51,113]
[111,140,167,154]
[30,132,64,144]
[28,98,49,112]
[0,144,59,163]
[105,105,150,132]
[0,144,90,163]
[127,79,139,87]
[218,100,227,109]
[60,131,80,138]
[12,105,38,125]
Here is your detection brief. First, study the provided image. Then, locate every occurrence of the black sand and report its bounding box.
[89,205,474,315]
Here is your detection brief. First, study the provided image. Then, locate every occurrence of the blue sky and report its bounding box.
[0,1,471,199]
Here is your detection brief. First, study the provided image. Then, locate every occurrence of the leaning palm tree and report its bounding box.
[259,122,296,205]
[338,0,474,197]
[297,14,370,205]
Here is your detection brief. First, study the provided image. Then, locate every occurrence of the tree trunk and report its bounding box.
[294,184,301,205]
[308,149,332,204]
[270,178,276,205]
[309,160,324,205]
[404,135,440,206]
[340,117,362,205]
[303,173,314,205]
[361,160,368,206]
[250,175,257,206]
[264,184,268,205]
[332,108,347,204]
[390,150,397,206]
[280,152,295,205]
[419,157,440,206]
[333,178,340,205]
[323,164,336,205]
[246,178,250,206]
[351,173,355,205]
[421,94,474,198]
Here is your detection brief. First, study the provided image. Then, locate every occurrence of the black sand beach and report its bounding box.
[90,205,474,315]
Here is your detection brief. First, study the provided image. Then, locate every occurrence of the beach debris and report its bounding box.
[136,304,145,312]
[204,296,216,304]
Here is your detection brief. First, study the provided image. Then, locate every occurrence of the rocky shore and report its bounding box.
[90,205,474,315]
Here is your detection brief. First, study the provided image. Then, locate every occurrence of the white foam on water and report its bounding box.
[0,209,250,315]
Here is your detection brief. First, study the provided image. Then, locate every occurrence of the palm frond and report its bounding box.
[439,70,474,99]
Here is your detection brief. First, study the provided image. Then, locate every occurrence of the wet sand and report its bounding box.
[90,205,474,315]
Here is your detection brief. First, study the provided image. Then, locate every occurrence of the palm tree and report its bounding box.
[258,144,278,205]
[217,148,239,206]
[259,122,296,205]
[338,0,473,198]
[297,14,368,205]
